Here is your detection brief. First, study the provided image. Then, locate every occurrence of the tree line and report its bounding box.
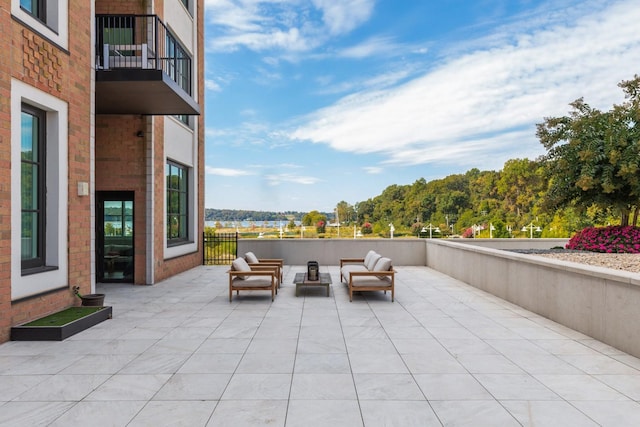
[336,76,640,238]
[208,77,639,239]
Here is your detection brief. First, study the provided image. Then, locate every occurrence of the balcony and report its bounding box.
[95,14,200,115]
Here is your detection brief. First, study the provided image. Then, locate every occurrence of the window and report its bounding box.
[20,0,46,22]
[166,161,189,244]
[11,79,68,298]
[12,0,67,49]
[174,115,190,126]
[165,32,191,94]
[21,105,46,270]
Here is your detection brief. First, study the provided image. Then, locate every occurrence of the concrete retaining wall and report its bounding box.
[426,239,640,358]
[238,239,427,266]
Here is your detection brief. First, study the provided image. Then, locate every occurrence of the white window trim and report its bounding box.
[12,0,68,50]
[11,79,68,300]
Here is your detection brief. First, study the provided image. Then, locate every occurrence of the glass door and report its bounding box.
[97,192,134,282]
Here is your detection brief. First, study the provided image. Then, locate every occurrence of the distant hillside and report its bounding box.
[204,209,331,222]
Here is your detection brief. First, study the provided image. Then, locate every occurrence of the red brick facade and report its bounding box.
[0,0,204,343]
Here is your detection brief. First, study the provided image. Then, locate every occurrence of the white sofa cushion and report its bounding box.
[363,250,377,267]
[245,252,259,263]
[231,257,251,279]
[365,253,381,271]
[373,257,392,280]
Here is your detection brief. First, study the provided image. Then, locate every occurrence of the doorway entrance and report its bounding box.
[97,192,134,282]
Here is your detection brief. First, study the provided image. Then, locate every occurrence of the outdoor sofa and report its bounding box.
[228,257,280,302]
[340,250,395,302]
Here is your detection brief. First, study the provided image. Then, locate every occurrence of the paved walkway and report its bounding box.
[1,265,640,426]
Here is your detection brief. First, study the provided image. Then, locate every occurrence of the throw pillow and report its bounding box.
[232,257,251,280]
[245,252,259,263]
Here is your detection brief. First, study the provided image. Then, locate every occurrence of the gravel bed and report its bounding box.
[508,249,640,274]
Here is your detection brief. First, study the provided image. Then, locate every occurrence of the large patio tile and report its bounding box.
[390,337,444,354]
[345,337,397,354]
[85,374,171,401]
[430,400,520,426]
[456,354,525,374]
[0,402,76,427]
[290,373,357,400]
[153,374,231,400]
[294,353,352,373]
[595,374,640,400]
[13,374,110,402]
[349,352,408,374]
[558,354,640,375]
[353,373,424,400]
[119,352,190,374]
[401,352,467,374]
[501,400,599,427]
[221,373,292,400]
[129,401,217,426]
[359,400,441,427]
[572,401,640,427]
[207,400,288,427]
[245,338,298,354]
[177,353,243,374]
[473,374,560,400]
[195,338,251,354]
[297,336,346,353]
[534,374,630,401]
[0,375,48,401]
[414,373,493,400]
[285,400,363,427]
[48,401,146,427]
[438,338,500,357]
[235,352,295,373]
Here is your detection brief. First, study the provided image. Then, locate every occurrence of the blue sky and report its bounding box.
[203,0,640,213]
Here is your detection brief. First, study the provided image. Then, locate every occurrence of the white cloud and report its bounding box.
[265,173,320,185]
[310,0,375,35]
[338,36,402,59]
[205,79,222,91]
[205,0,374,53]
[363,166,383,174]
[290,0,640,168]
[205,166,253,176]
[315,68,413,95]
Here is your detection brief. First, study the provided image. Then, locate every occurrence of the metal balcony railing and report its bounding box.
[96,14,192,96]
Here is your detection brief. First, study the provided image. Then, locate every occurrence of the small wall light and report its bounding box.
[136,131,144,138]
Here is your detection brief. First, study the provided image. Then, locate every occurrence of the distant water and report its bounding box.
[205,220,301,228]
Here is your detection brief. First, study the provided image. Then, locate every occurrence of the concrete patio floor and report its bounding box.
[1,265,640,426]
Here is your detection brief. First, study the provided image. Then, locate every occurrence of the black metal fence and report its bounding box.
[203,232,237,265]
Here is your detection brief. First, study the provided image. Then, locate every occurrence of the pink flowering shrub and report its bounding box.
[566,226,640,253]
[362,222,372,235]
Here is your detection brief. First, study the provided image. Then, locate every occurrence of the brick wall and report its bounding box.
[0,0,93,343]
[0,1,13,342]
[96,115,149,284]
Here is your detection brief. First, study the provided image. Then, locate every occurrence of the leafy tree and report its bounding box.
[537,76,640,226]
[496,158,544,219]
[335,200,353,225]
[302,210,326,227]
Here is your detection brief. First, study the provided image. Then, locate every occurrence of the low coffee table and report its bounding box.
[293,272,332,297]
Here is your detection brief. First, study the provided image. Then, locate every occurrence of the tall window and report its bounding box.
[165,32,191,94]
[166,161,188,244]
[20,0,46,23]
[21,105,46,270]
